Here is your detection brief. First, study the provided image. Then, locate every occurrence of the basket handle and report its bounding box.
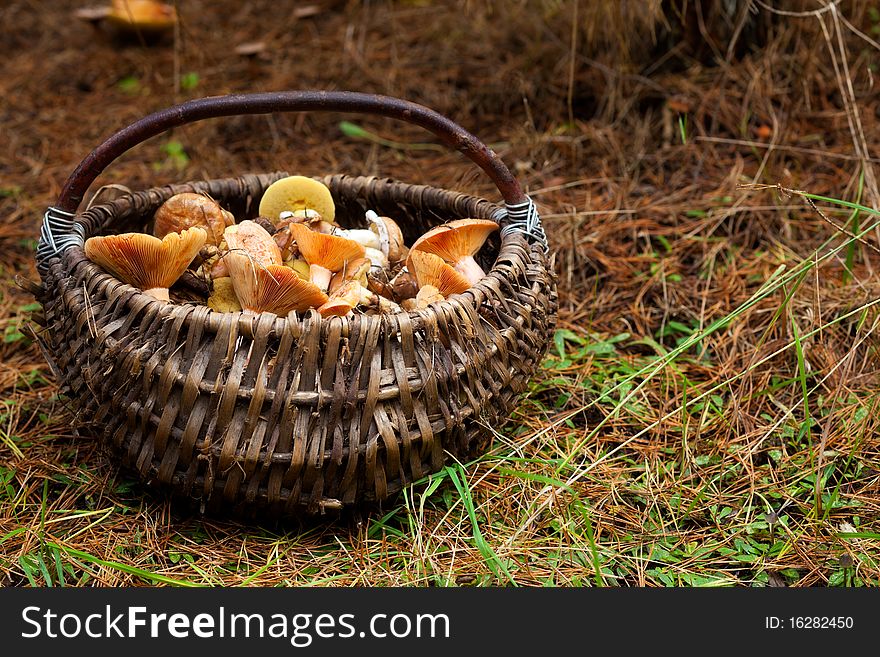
[37,91,547,272]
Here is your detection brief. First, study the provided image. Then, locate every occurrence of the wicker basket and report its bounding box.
[30,92,557,518]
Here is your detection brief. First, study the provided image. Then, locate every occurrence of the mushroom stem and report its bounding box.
[364,247,389,271]
[310,264,333,292]
[144,287,170,302]
[337,228,380,250]
[454,256,486,285]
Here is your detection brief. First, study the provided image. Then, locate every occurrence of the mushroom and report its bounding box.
[390,268,418,301]
[408,250,472,298]
[153,192,234,246]
[225,251,328,315]
[328,257,371,296]
[407,218,498,285]
[317,280,363,317]
[329,211,405,270]
[223,220,282,268]
[402,284,444,311]
[202,247,230,279]
[83,227,207,302]
[320,256,403,317]
[258,175,336,225]
[363,246,390,272]
[287,223,365,293]
[285,257,312,281]
[76,0,178,34]
[279,208,337,235]
[208,277,242,313]
[334,227,380,250]
[365,210,406,263]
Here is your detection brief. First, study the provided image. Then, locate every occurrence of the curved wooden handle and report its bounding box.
[56,91,527,213]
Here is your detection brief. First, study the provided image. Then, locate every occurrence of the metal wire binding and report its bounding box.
[500,197,548,253]
[36,207,83,274]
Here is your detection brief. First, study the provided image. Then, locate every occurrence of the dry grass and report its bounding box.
[1,0,878,587]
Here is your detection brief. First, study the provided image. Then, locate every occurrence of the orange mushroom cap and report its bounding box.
[329,256,371,295]
[84,227,207,301]
[407,250,471,298]
[288,223,366,273]
[107,0,177,32]
[408,219,497,267]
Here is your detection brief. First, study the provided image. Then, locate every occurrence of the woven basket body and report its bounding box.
[35,170,557,517]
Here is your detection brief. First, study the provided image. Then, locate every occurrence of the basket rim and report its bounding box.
[46,172,546,340]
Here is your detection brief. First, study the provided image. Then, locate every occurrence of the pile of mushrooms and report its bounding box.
[83,175,499,318]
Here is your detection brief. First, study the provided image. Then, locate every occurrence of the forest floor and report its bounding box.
[1,0,878,586]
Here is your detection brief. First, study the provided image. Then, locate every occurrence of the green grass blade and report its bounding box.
[445,465,516,585]
[47,542,205,587]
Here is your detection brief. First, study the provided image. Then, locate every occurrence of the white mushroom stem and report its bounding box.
[364,246,389,271]
[334,228,380,249]
[365,210,391,259]
[144,287,170,302]
[454,256,486,285]
[310,264,333,292]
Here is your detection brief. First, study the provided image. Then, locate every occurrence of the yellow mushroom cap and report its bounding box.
[208,277,243,313]
[408,250,471,297]
[225,252,328,315]
[223,220,282,268]
[153,192,234,246]
[288,223,366,273]
[84,227,207,301]
[259,175,336,224]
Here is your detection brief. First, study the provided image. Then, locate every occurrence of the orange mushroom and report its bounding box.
[408,249,472,298]
[83,227,207,302]
[287,223,365,293]
[225,251,328,315]
[407,218,498,285]
[317,280,363,317]
[107,0,177,33]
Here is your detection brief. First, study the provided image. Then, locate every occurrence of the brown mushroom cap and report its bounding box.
[407,219,498,268]
[84,227,207,301]
[259,176,336,224]
[288,223,366,273]
[225,252,328,315]
[389,269,418,301]
[223,221,282,268]
[407,250,471,297]
[153,192,234,246]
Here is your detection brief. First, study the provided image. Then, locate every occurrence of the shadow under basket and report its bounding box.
[30,92,558,519]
